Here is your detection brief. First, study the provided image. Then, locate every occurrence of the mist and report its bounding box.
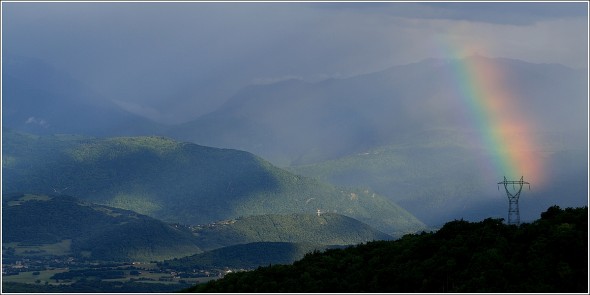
[3,2,587,124]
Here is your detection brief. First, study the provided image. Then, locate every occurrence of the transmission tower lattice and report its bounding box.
[497,176,530,226]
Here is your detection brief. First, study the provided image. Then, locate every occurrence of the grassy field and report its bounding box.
[2,266,216,287]
[2,269,69,285]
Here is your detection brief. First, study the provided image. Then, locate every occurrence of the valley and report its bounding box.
[2,48,587,295]
[1,193,398,292]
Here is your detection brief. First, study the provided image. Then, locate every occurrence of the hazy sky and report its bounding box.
[3,1,588,123]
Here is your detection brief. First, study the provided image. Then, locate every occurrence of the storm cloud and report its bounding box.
[2,1,587,124]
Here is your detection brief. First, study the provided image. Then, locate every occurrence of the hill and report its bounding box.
[160,242,344,271]
[288,128,589,225]
[1,130,426,236]
[2,193,202,261]
[185,205,588,293]
[191,213,392,251]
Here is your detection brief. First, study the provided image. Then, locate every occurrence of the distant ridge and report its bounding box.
[171,56,586,167]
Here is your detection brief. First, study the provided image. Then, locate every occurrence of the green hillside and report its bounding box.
[186,205,588,293]
[160,242,342,271]
[287,127,588,225]
[2,130,426,236]
[2,193,202,261]
[192,213,392,251]
[288,128,488,224]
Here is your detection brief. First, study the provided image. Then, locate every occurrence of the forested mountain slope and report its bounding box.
[191,213,392,251]
[2,130,425,236]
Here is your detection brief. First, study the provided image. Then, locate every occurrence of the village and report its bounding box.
[2,248,243,289]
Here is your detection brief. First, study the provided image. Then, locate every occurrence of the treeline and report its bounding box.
[184,205,588,293]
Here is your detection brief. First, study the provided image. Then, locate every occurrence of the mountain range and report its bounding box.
[1,130,425,236]
[1,55,586,294]
[171,56,587,166]
[2,55,586,227]
[168,56,587,225]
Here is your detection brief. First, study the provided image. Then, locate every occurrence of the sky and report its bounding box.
[2,1,588,124]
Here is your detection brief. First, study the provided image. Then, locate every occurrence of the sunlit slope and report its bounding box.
[192,213,392,251]
[2,130,426,235]
[165,213,391,271]
[2,193,202,261]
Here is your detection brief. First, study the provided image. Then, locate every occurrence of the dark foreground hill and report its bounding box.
[191,213,392,251]
[185,205,588,293]
[2,193,202,261]
[1,130,425,236]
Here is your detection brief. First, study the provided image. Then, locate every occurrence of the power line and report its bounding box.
[497,176,530,226]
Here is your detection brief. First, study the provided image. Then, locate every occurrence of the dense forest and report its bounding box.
[185,205,588,293]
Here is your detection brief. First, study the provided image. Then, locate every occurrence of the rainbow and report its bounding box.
[439,43,545,187]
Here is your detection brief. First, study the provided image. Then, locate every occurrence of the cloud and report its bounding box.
[3,2,587,122]
[112,99,187,125]
[25,117,49,128]
[313,2,587,25]
[250,76,305,85]
[419,2,587,25]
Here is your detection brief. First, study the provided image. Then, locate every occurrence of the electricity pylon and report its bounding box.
[498,176,530,226]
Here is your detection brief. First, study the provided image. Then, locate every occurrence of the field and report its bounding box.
[2,269,69,285]
[2,260,219,291]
